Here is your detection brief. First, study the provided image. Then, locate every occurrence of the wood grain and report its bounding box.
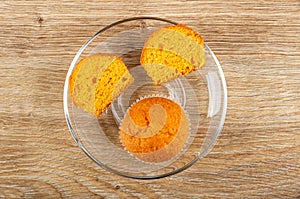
[0,0,299,198]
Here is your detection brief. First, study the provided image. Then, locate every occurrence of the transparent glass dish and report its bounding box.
[63,17,227,179]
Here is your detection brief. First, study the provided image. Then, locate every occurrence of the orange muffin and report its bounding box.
[69,54,134,116]
[119,97,189,162]
[140,24,206,85]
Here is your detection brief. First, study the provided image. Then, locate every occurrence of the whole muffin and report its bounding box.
[119,96,189,162]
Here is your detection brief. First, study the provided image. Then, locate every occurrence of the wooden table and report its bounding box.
[1,0,299,198]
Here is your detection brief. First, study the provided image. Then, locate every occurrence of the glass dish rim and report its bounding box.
[63,16,227,179]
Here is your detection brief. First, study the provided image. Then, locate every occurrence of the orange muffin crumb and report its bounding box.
[119,97,189,162]
[69,54,134,116]
[140,24,206,85]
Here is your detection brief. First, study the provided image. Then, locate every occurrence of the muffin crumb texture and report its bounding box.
[140,24,206,85]
[69,54,134,116]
